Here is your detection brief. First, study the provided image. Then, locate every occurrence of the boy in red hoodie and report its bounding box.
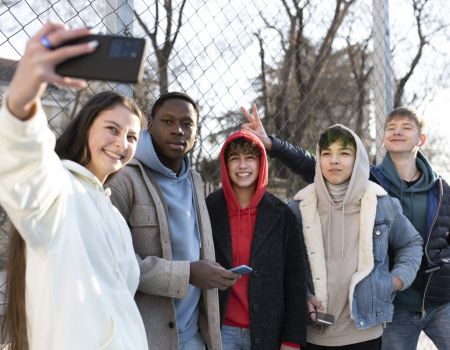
[206,130,307,349]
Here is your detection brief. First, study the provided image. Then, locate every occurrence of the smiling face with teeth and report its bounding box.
[85,105,140,183]
[225,139,261,194]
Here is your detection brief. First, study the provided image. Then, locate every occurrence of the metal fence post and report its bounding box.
[372,0,393,162]
[104,0,135,97]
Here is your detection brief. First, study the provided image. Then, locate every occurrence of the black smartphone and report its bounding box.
[316,312,335,325]
[55,34,147,83]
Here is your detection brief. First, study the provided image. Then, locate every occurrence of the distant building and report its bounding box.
[0,57,79,135]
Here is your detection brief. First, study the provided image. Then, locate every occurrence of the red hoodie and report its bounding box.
[220,130,268,329]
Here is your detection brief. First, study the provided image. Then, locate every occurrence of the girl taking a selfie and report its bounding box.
[0,23,147,350]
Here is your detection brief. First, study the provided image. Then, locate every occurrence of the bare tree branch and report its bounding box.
[394,0,428,106]
[134,1,187,94]
[294,2,306,98]
[346,33,372,135]
[281,0,294,19]
[171,0,187,46]
[306,0,356,93]
[260,12,288,52]
[255,32,268,115]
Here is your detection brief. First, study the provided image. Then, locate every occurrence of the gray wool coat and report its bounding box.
[106,158,222,350]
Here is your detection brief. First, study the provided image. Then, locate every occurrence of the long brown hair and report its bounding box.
[1,91,143,350]
[2,227,27,350]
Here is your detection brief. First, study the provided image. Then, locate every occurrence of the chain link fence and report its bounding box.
[1,0,449,348]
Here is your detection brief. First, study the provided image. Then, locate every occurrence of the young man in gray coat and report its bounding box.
[106,92,238,350]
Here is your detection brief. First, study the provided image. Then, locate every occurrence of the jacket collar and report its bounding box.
[212,192,279,266]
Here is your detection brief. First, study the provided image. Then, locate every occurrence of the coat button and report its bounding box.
[168,321,175,328]
[255,337,261,344]
[253,304,260,312]
[375,230,381,236]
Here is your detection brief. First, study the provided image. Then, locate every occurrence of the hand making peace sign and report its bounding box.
[240,103,273,150]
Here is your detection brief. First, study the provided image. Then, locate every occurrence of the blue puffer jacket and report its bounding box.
[270,135,450,309]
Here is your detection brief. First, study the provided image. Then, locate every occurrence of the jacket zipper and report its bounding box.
[421,179,443,315]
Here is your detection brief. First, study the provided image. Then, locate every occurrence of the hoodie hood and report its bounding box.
[134,128,190,180]
[379,150,437,238]
[314,124,369,209]
[220,130,268,210]
[380,150,437,193]
[63,160,105,188]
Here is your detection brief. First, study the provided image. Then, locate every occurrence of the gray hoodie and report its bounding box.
[135,129,201,343]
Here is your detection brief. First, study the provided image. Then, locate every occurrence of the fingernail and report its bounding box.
[87,40,99,49]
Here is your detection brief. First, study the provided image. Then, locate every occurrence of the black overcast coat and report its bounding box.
[206,190,307,349]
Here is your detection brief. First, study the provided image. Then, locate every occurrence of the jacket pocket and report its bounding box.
[373,221,389,263]
[129,204,162,256]
[129,204,158,227]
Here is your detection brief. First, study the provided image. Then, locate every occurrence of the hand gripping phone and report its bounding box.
[316,312,335,325]
[228,265,253,275]
[55,34,148,83]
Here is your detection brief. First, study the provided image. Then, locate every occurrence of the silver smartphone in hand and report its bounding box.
[316,312,335,325]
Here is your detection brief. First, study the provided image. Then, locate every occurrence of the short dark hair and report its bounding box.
[318,125,356,152]
[150,91,199,120]
[385,107,425,133]
[224,137,261,161]
[55,90,143,166]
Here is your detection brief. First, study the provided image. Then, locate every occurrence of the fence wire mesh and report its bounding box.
[1,0,449,348]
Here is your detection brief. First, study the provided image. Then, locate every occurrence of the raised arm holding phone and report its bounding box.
[0,23,148,350]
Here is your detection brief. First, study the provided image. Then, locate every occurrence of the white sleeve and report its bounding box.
[0,104,67,248]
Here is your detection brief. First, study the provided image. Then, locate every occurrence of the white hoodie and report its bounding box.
[0,105,147,350]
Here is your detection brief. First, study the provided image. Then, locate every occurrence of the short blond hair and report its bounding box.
[385,107,425,133]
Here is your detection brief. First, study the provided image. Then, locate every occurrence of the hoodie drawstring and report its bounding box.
[327,205,332,264]
[237,210,241,265]
[341,205,345,257]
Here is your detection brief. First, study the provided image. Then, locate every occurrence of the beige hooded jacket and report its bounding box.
[295,125,383,346]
